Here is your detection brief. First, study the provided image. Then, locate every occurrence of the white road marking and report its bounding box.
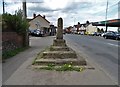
[107,43,119,47]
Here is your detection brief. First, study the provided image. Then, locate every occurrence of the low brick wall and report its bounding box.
[2,32,24,53]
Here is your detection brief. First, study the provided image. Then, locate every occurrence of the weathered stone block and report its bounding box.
[34,58,86,66]
[53,39,66,46]
[50,46,70,51]
[42,51,77,59]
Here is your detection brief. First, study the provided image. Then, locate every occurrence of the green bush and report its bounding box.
[2,10,29,35]
[2,47,28,60]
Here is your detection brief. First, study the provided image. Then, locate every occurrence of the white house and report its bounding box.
[28,14,50,30]
[86,23,97,35]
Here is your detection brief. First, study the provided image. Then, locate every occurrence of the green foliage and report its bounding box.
[97,28,101,33]
[101,28,104,33]
[2,10,29,35]
[55,64,85,72]
[2,47,28,60]
[55,64,73,71]
[38,63,86,72]
[41,64,55,70]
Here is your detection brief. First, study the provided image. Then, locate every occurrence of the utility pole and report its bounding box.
[105,0,108,32]
[118,1,120,32]
[23,0,27,18]
[3,0,5,14]
[22,0,29,47]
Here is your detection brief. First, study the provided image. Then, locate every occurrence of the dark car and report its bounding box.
[29,29,44,37]
[91,32,101,36]
[103,32,120,40]
[29,29,35,35]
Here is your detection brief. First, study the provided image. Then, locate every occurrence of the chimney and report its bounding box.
[33,13,36,18]
[43,15,45,19]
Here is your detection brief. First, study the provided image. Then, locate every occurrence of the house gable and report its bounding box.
[28,14,50,30]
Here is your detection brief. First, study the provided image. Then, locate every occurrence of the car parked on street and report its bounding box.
[103,31,120,40]
[101,32,106,37]
[91,32,101,36]
[29,29,44,37]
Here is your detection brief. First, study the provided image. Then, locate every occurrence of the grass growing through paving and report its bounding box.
[37,63,86,72]
[32,46,86,72]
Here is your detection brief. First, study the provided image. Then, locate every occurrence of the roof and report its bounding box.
[27,18,32,22]
[74,24,88,28]
[92,19,120,27]
[27,14,50,23]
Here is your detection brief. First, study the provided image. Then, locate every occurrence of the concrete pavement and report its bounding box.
[2,36,118,85]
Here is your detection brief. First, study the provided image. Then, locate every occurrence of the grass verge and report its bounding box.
[2,46,29,61]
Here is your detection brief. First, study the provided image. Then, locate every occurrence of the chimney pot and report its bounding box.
[43,15,45,19]
[33,13,36,18]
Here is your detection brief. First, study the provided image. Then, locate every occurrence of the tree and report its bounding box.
[2,12,29,34]
[101,28,104,33]
[2,10,29,47]
[86,21,89,24]
[77,22,80,32]
[97,28,101,32]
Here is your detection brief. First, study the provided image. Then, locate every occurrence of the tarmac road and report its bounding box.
[64,34,119,84]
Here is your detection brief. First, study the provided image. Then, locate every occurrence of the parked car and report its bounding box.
[79,31,84,35]
[101,33,106,37]
[103,32,120,40]
[29,29,44,37]
[91,32,101,36]
[29,29,35,35]
[115,32,120,40]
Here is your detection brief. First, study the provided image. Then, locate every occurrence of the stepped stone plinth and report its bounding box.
[42,51,77,59]
[50,46,70,51]
[53,39,66,46]
[33,18,87,67]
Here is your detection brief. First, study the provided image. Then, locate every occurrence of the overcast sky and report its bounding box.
[0,0,119,29]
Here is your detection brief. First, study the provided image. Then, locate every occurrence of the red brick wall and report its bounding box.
[2,32,23,47]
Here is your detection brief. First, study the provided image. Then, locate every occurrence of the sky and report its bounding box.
[0,0,119,30]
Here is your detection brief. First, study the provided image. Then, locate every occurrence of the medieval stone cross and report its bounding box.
[56,18,63,39]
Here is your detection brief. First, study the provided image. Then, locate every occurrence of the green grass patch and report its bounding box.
[37,63,86,72]
[2,47,29,60]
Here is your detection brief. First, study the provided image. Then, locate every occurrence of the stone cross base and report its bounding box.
[32,17,87,68]
[53,39,66,46]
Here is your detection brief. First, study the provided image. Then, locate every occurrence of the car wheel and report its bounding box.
[115,37,118,40]
[104,36,107,39]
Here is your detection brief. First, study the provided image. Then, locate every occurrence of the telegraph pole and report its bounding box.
[22,0,29,47]
[3,0,5,14]
[23,0,27,18]
[105,0,108,32]
[118,1,120,32]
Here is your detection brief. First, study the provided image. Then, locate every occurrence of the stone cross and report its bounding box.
[56,18,63,39]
